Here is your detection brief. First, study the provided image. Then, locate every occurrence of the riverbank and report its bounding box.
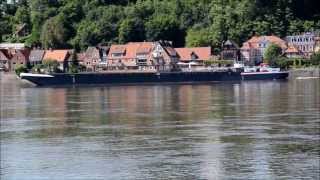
[289,67,320,80]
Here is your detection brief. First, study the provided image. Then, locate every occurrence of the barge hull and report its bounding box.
[21,71,242,86]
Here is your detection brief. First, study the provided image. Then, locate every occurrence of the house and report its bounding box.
[83,47,100,71]
[159,41,180,71]
[99,46,109,64]
[82,46,109,71]
[9,49,30,71]
[29,49,45,66]
[108,44,128,70]
[286,32,316,58]
[221,40,240,61]
[285,44,303,58]
[107,41,178,71]
[43,50,70,71]
[315,36,320,53]
[77,52,86,65]
[0,49,11,71]
[241,35,287,65]
[174,47,211,69]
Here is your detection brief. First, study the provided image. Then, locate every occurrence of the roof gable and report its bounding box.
[85,47,100,59]
[0,50,10,60]
[29,50,45,62]
[11,50,29,61]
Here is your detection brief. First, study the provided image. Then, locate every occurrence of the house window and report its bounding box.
[21,62,23,64]
[13,62,16,64]
[112,53,123,57]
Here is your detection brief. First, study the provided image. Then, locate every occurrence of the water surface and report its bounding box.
[1,75,319,179]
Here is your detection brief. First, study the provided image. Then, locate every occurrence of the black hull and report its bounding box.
[20,71,289,86]
[241,72,289,81]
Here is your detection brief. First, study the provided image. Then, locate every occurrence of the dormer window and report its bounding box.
[191,52,198,60]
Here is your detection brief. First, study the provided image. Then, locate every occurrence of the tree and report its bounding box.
[145,15,183,46]
[118,18,145,43]
[1,0,320,49]
[264,43,283,66]
[69,51,79,73]
[185,27,212,47]
[14,5,30,25]
[40,14,68,49]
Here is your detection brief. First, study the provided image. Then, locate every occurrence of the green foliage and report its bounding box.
[275,57,293,70]
[15,65,28,76]
[310,52,320,66]
[145,15,182,45]
[40,14,69,49]
[32,64,45,73]
[118,18,145,43]
[68,52,80,73]
[0,0,319,49]
[264,43,282,66]
[43,59,60,73]
[185,27,212,47]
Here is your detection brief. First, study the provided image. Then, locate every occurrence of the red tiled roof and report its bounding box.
[108,42,154,59]
[175,47,211,61]
[43,50,70,62]
[164,47,178,57]
[110,45,126,54]
[242,35,287,49]
[136,42,153,54]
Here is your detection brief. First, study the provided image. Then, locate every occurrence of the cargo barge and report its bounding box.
[20,69,288,86]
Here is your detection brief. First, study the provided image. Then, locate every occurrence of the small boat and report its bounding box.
[235,62,289,81]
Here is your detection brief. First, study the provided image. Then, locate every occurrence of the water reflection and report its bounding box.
[1,77,319,179]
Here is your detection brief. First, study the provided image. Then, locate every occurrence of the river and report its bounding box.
[1,74,319,179]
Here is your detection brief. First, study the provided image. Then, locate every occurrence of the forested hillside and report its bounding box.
[1,0,319,51]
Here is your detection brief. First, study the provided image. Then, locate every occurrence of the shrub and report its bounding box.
[205,60,234,66]
[68,64,79,74]
[310,53,320,66]
[15,65,28,76]
[275,57,293,70]
[43,59,60,73]
[32,64,44,73]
